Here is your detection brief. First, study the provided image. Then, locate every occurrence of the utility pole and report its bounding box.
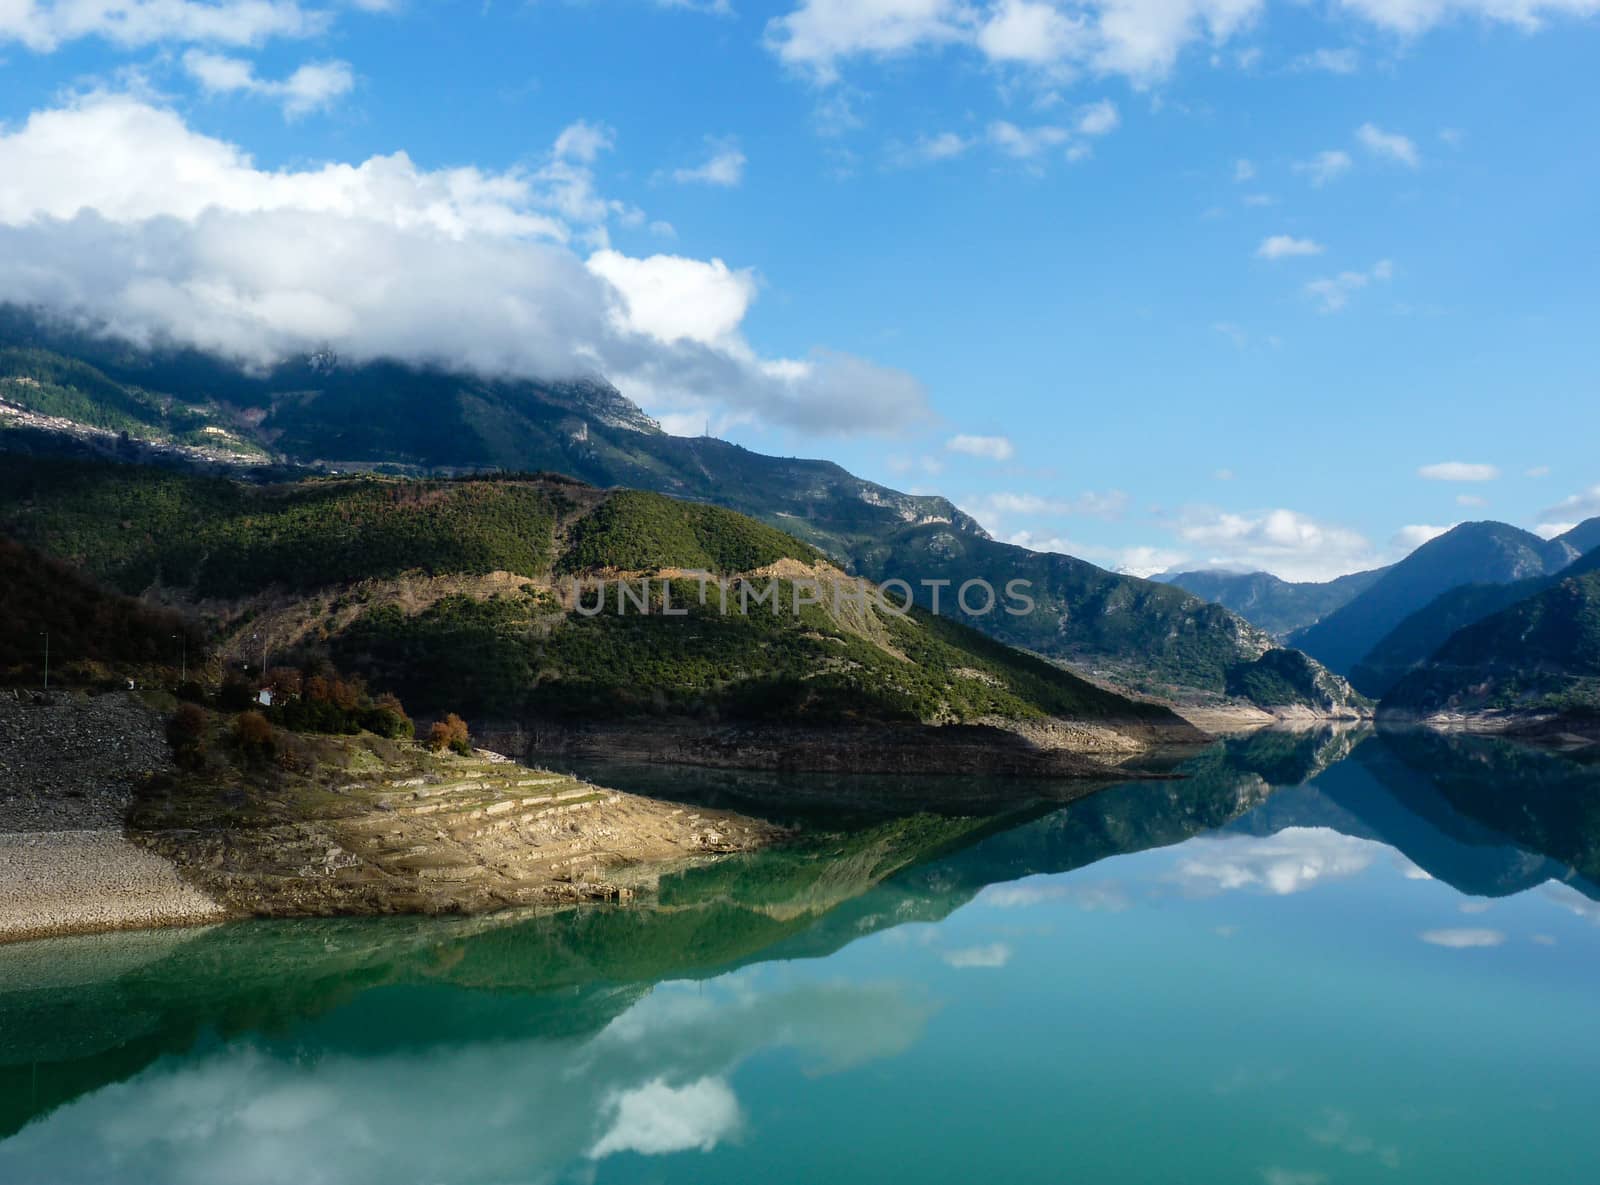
[173,633,187,683]
[40,631,49,691]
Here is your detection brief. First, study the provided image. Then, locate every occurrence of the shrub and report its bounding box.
[428,712,471,755]
[217,676,256,712]
[232,710,276,760]
[363,706,414,739]
[166,703,209,769]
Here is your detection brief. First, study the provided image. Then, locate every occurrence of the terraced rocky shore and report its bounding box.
[131,747,782,919]
[0,691,781,943]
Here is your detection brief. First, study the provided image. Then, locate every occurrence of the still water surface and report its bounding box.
[2,727,1598,1184]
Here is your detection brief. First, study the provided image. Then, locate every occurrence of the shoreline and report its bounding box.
[1375,709,1600,748]
[0,830,227,945]
[0,692,1208,948]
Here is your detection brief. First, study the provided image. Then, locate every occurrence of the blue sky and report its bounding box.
[1,1,1597,579]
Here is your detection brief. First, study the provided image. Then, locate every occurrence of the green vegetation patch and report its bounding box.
[334,577,1160,726]
[558,490,821,575]
[0,458,560,597]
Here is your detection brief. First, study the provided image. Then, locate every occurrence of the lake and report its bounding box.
[2,726,1598,1184]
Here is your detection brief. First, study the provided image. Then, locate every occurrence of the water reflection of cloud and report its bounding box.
[941,943,1013,969]
[1419,928,1507,948]
[1308,1107,1401,1168]
[1169,828,1385,897]
[978,879,1131,912]
[1541,881,1600,924]
[589,1076,742,1158]
[0,976,932,1185]
[1262,1169,1327,1185]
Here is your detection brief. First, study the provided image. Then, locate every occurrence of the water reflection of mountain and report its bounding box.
[1226,728,1600,901]
[5,725,1600,1142]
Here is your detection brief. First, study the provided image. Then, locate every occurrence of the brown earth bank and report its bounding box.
[475,713,1209,781]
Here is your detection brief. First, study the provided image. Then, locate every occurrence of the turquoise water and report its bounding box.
[3,727,1599,1184]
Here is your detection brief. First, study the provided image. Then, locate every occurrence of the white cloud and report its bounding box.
[1419,928,1506,948]
[1534,521,1576,539]
[0,0,334,52]
[1455,493,1488,507]
[587,251,758,347]
[976,0,1086,63]
[1539,484,1600,523]
[671,138,747,187]
[0,93,930,438]
[552,119,615,164]
[1392,523,1455,550]
[769,0,1600,89]
[182,50,354,118]
[946,433,1016,461]
[768,0,1269,85]
[941,942,1013,967]
[888,130,975,165]
[1526,465,1551,478]
[1292,46,1359,72]
[963,489,1130,529]
[1335,0,1600,36]
[1075,98,1120,135]
[1172,506,1376,581]
[1256,234,1324,259]
[987,119,1070,158]
[1418,461,1500,481]
[1304,258,1392,312]
[1356,121,1420,167]
[1172,828,1384,896]
[1005,531,1187,576]
[1293,149,1353,186]
[765,0,972,82]
[1232,158,1255,181]
[589,1077,742,1158]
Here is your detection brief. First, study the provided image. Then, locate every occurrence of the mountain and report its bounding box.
[0,456,1207,767]
[1352,541,1600,697]
[1542,516,1600,568]
[0,310,1357,713]
[1379,568,1600,723]
[1155,567,1387,638]
[1288,521,1577,688]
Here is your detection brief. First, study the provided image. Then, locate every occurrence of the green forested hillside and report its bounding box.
[853,522,1277,697]
[1354,547,1600,698]
[0,315,1338,706]
[1381,570,1600,718]
[0,459,565,598]
[0,456,1186,731]
[337,579,1172,724]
